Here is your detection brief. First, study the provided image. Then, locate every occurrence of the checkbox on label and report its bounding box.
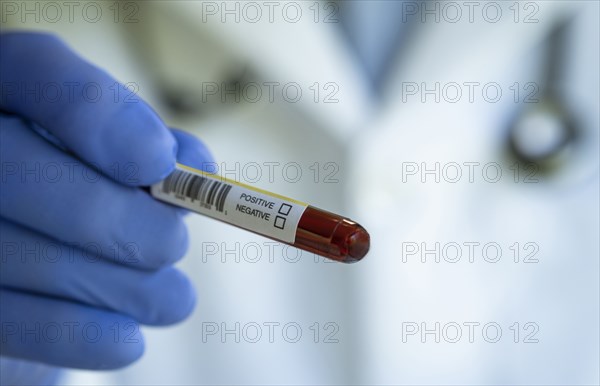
[278,203,292,215]
[274,216,286,229]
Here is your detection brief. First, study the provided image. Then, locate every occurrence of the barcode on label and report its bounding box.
[162,170,232,213]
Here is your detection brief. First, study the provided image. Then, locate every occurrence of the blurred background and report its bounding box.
[2,0,599,384]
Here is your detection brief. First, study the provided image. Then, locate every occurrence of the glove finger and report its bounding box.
[0,114,188,270]
[0,288,145,370]
[0,32,176,186]
[0,219,196,326]
[0,357,62,386]
[171,128,215,172]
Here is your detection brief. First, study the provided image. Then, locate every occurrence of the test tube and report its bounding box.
[150,163,370,263]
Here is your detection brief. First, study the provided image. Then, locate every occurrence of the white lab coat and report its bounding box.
[2,1,598,384]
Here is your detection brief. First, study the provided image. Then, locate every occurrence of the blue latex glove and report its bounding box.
[0,32,212,372]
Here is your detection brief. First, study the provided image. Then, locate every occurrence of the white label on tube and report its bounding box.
[151,164,308,244]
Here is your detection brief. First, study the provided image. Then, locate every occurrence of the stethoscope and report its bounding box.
[506,16,598,186]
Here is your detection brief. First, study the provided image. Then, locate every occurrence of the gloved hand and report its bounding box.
[0,32,212,372]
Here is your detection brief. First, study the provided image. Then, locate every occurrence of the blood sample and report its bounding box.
[151,163,369,263]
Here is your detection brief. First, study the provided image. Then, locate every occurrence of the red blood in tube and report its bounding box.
[295,206,370,263]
